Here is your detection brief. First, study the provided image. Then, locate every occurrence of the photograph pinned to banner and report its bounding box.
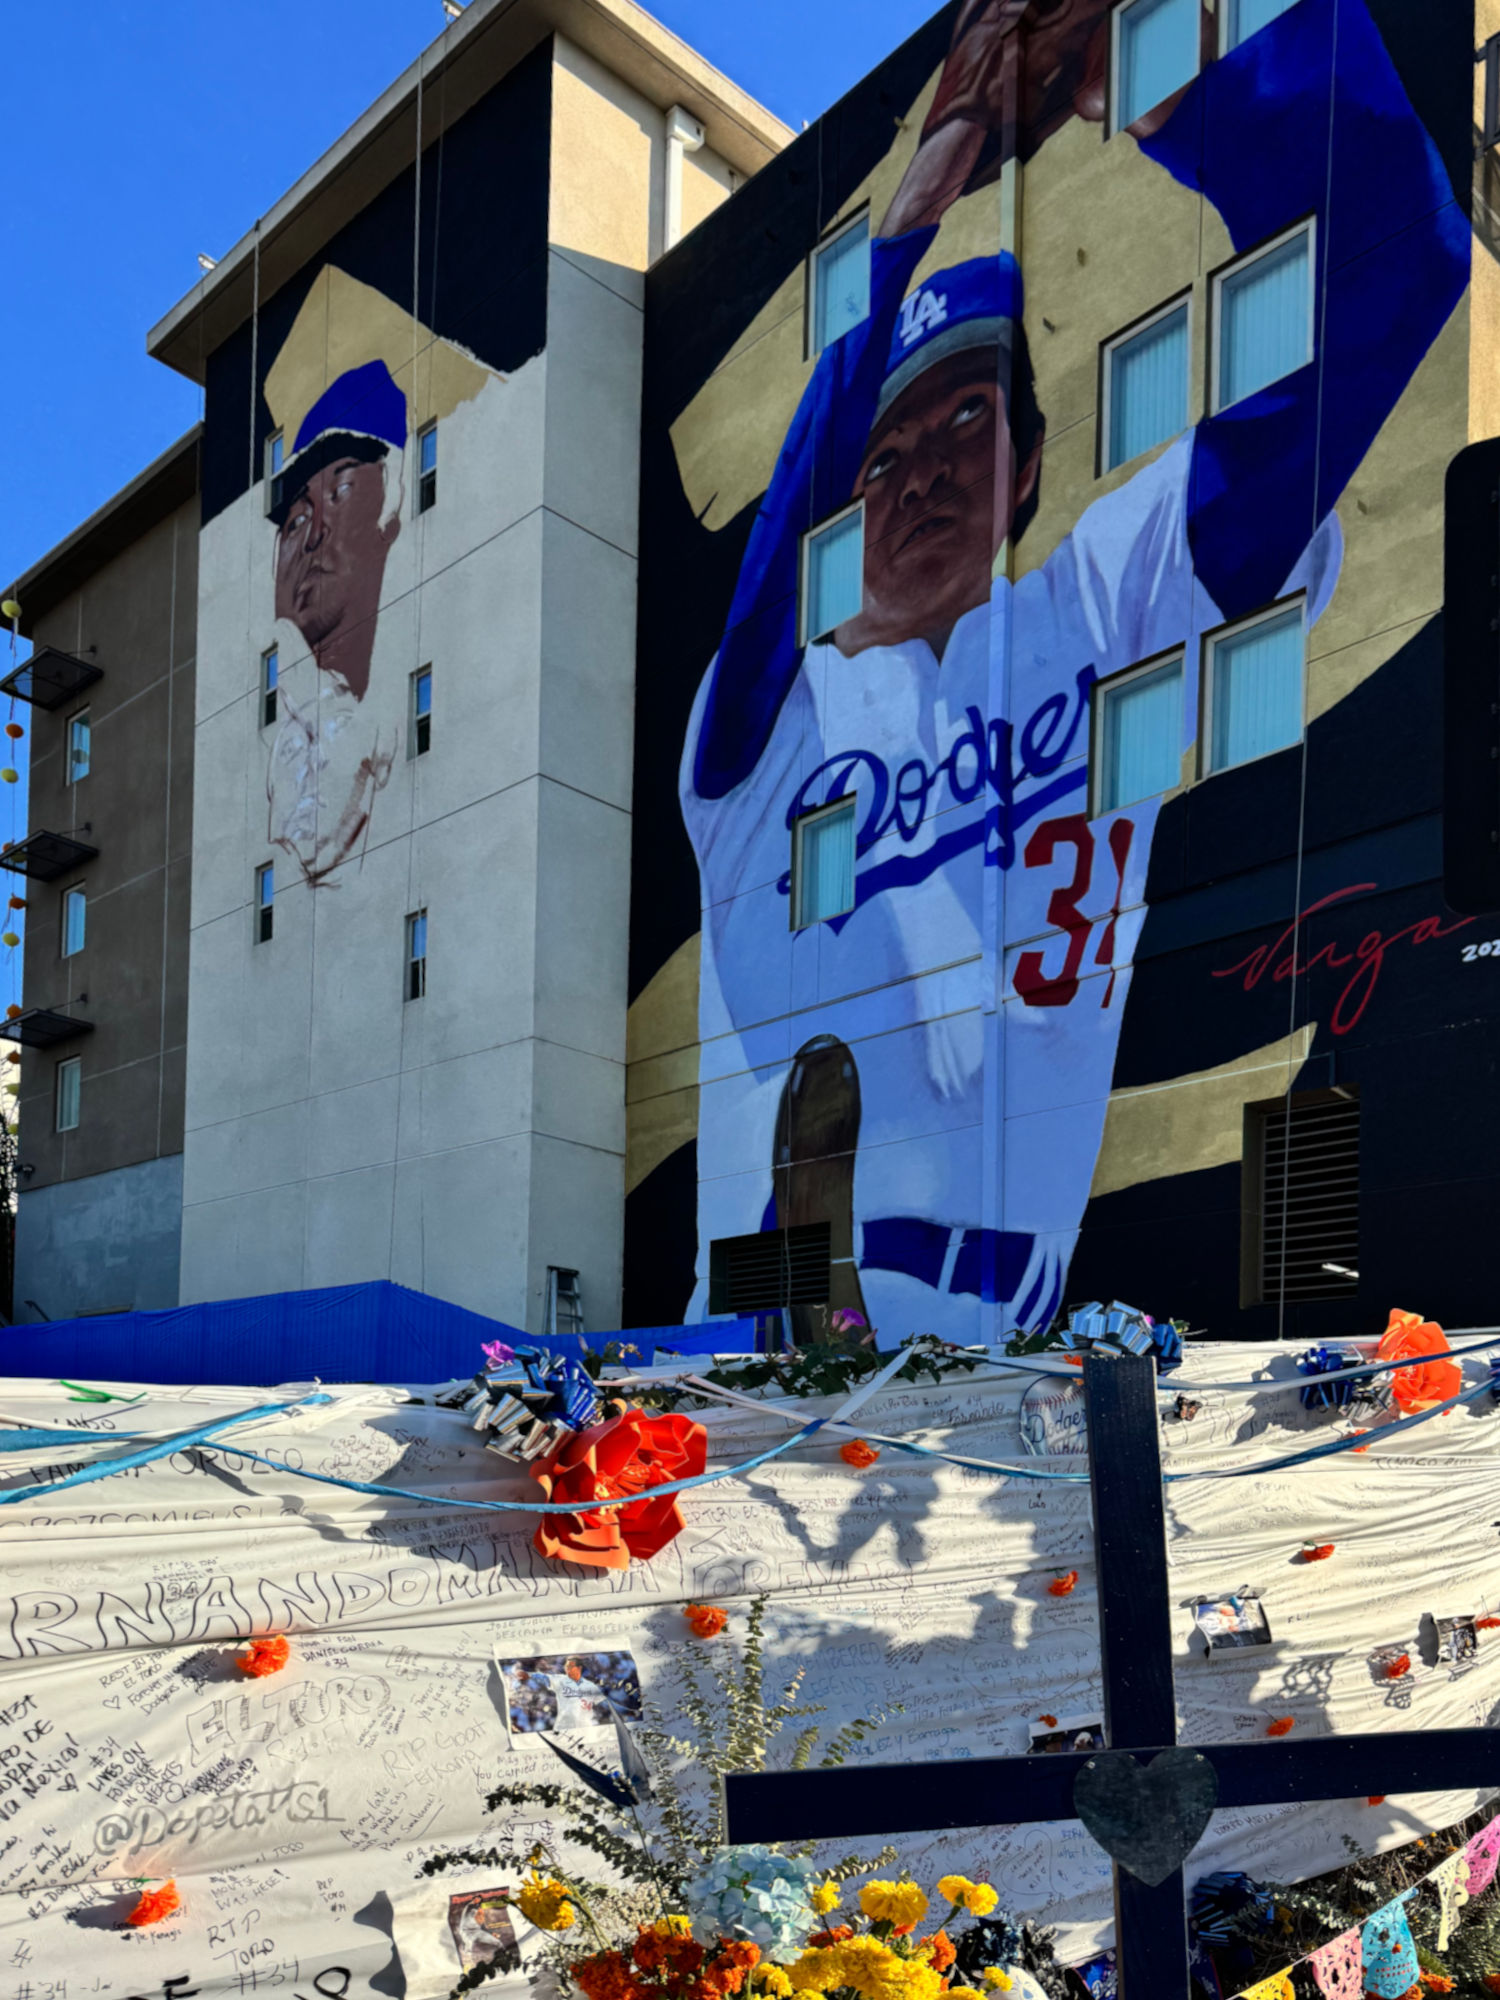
[1028,1713,1106,1755]
[389,1870,530,1991]
[450,1890,524,1975]
[1437,1615,1479,1671]
[1192,1590,1273,1655]
[498,1648,642,1735]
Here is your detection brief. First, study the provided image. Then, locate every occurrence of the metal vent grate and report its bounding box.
[1260,1093,1360,1303]
[710,1224,831,1315]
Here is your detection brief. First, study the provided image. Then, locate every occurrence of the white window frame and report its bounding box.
[1110,0,1201,137]
[1090,650,1185,817]
[406,909,428,1000]
[255,862,274,945]
[55,1055,80,1134]
[409,664,432,759]
[1199,595,1307,779]
[65,707,91,784]
[416,422,438,515]
[799,501,864,648]
[1099,292,1192,475]
[806,209,871,361]
[790,794,857,930]
[1210,218,1316,417]
[60,884,86,960]
[264,431,285,517]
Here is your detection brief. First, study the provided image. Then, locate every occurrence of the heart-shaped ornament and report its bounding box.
[1072,1748,1219,1886]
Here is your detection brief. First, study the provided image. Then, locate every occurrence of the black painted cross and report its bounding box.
[724,1354,1500,2000]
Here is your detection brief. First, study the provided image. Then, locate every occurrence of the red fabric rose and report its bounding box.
[531,1407,706,1571]
[1377,1309,1462,1414]
[238,1634,290,1678]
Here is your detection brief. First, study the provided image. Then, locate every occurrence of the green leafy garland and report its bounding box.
[583,1334,985,1413]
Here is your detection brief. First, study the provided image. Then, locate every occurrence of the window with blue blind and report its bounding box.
[810,215,870,355]
[1096,657,1183,813]
[1104,302,1189,471]
[1223,0,1296,51]
[1215,226,1312,411]
[793,797,857,928]
[802,506,864,644]
[1206,605,1305,773]
[1114,0,1199,129]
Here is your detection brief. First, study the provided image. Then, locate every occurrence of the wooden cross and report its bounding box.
[724,1354,1500,2000]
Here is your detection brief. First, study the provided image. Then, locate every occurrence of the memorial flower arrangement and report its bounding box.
[422,1601,1074,2000]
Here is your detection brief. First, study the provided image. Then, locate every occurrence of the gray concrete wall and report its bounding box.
[13,1153,183,1321]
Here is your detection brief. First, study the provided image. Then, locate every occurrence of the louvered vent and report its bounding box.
[709,1224,831,1314]
[1259,1093,1360,1303]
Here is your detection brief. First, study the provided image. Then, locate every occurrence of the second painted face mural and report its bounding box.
[655,0,1469,1343]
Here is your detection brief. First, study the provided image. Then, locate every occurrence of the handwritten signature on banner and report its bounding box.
[1211,883,1472,1034]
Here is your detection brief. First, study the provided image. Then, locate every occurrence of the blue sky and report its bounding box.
[0,0,939,1018]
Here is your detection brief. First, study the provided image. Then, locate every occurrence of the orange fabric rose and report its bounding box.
[1478,1617,1500,1631]
[127,1881,180,1926]
[1038,1714,1058,1726]
[1385,1653,1411,1680]
[686,1602,728,1638]
[1367,1795,1387,1806]
[840,1439,880,1468]
[1048,1571,1079,1597]
[531,1407,706,1571]
[1378,1310,1462,1414]
[1301,1543,1335,1562]
[238,1634,290,1678]
[1266,1716,1296,1737]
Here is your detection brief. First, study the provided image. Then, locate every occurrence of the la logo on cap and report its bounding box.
[898,287,949,347]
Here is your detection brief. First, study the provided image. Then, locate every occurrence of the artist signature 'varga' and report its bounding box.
[93,1780,341,1857]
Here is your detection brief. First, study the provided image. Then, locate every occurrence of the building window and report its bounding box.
[1213,222,1313,413]
[801,504,863,645]
[60,885,86,959]
[67,709,91,783]
[417,423,438,513]
[1203,602,1304,775]
[1246,1089,1360,1306]
[1094,655,1183,814]
[546,1267,584,1337]
[255,862,274,944]
[265,431,285,516]
[1222,0,1295,51]
[1112,0,1199,131]
[410,665,432,757]
[791,796,857,929]
[809,213,870,357]
[55,1055,80,1134]
[406,909,427,1000]
[1102,300,1189,472]
[709,1223,832,1315]
[262,646,279,727]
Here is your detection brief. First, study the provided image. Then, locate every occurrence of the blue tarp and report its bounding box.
[1,1281,760,1388]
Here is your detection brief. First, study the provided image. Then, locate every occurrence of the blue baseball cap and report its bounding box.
[271,359,408,525]
[874,252,1024,429]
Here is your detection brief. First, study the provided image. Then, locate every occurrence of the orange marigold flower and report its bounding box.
[1038,1714,1058,1727]
[1481,1976,1500,1995]
[238,1634,290,1678]
[576,1949,646,2000]
[127,1881,180,1927]
[1064,1356,1084,1367]
[1048,1572,1079,1597]
[1385,1654,1411,1681]
[927,1933,957,1972]
[840,1439,880,1468]
[685,1603,728,1639]
[1421,1975,1455,1993]
[1266,1716,1296,1737]
[810,1927,854,1949]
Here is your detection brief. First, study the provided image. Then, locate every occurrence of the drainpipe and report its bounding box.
[664,105,706,251]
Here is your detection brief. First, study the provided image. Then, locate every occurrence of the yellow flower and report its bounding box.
[982,1971,1013,1992]
[516,1870,575,1932]
[653,1916,693,1937]
[937,1876,976,1905]
[947,1989,988,2000]
[897,1964,945,2000]
[755,1970,794,1996]
[964,1884,999,1918]
[858,1882,930,1929]
[788,1950,845,1993]
[811,1882,841,1915]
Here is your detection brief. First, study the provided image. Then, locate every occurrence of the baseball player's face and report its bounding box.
[853,351,1008,643]
[275,455,398,654]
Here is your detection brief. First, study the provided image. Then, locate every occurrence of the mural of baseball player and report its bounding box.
[679,0,1467,1342]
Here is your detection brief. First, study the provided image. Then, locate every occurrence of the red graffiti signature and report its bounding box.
[1210,883,1472,1034]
